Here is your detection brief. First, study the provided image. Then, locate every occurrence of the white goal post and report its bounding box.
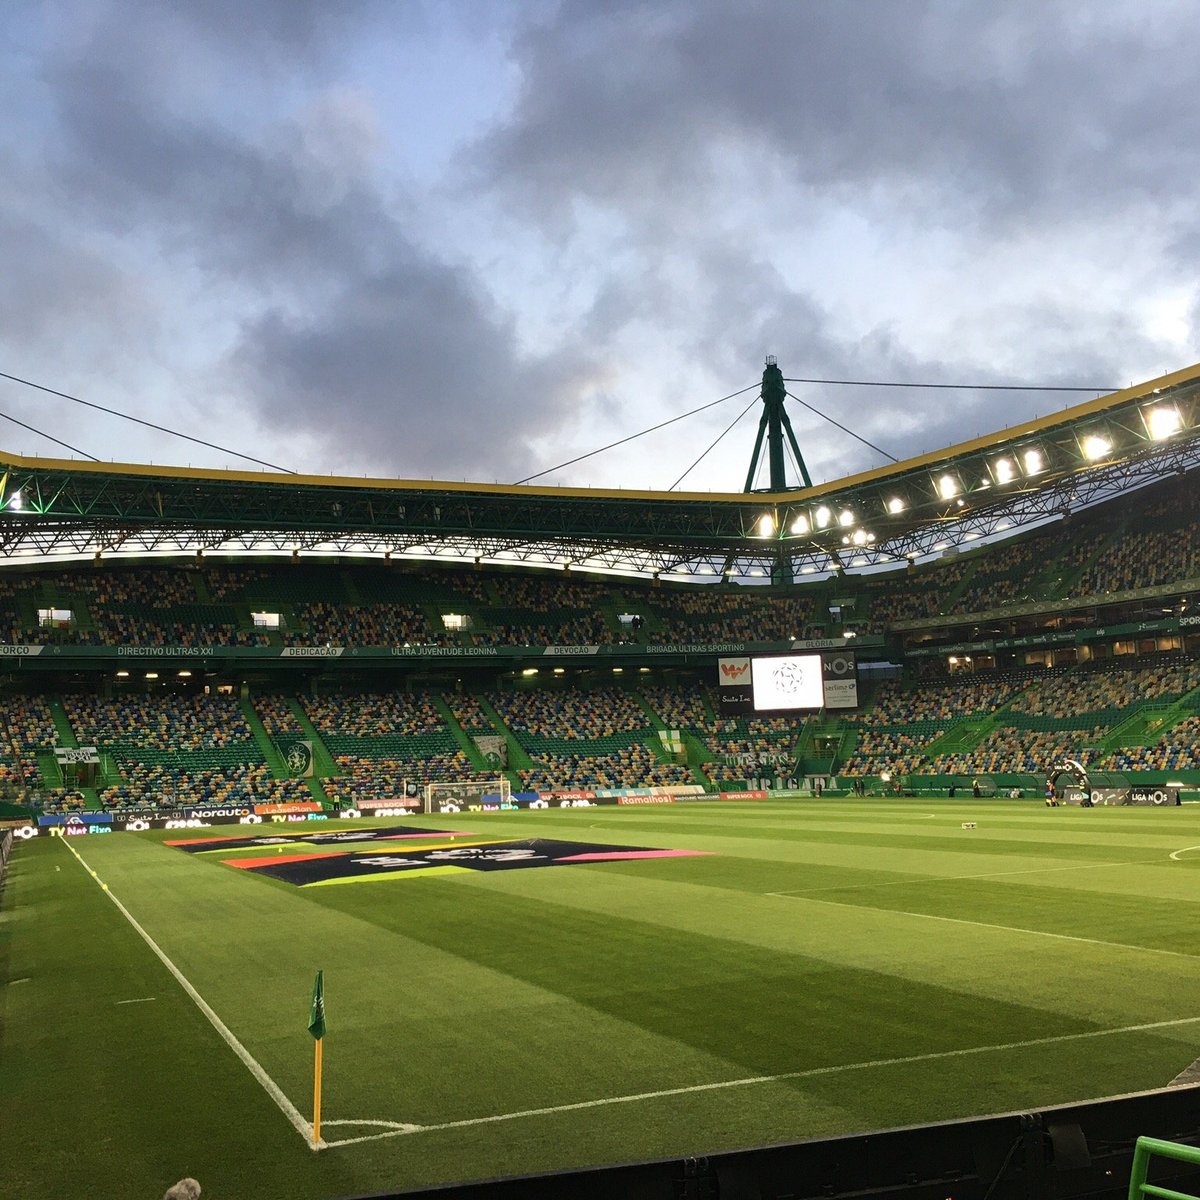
[424,778,511,814]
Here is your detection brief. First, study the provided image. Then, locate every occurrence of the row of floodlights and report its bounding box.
[754,405,1184,540]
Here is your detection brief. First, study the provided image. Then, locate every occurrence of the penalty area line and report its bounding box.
[320,1012,1200,1149]
[766,890,1200,961]
[58,838,323,1151]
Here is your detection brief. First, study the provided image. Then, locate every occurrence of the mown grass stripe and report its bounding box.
[55,836,321,1150]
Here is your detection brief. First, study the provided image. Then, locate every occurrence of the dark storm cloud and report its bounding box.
[486,0,1200,226]
[469,0,1200,473]
[31,0,594,480]
[236,264,591,481]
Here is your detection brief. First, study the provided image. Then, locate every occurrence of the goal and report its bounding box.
[424,777,511,814]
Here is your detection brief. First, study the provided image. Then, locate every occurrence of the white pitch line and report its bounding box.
[59,839,322,1150]
[1170,846,1200,861]
[115,996,157,1005]
[320,1012,1200,1149]
[767,891,1200,960]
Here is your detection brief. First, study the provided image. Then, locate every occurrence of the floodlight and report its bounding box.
[145,672,159,680]
[612,667,623,674]
[757,513,775,537]
[937,473,959,499]
[1146,406,1182,440]
[1082,433,1111,461]
[993,458,1016,484]
[521,667,538,676]
[814,505,832,528]
[852,529,868,546]
[116,670,130,678]
[886,496,905,514]
[1022,447,1044,475]
[791,514,810,535]
[838,509,854,527]
[9,490,22,511]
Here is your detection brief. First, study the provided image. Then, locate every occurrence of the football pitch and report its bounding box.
[5,799,1200,1200]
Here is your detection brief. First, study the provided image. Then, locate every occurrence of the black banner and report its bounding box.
[227,837,710,886]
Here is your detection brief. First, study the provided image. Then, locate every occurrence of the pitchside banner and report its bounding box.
[821,650,858,710]
[717,656,753,714]
[1062,785,1181,806]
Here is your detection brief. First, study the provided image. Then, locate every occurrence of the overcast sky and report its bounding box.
[1,1,1196,493]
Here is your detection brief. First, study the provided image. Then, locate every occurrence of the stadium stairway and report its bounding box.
[795,719,842,777]
[633,692,667,732]
[680,731,716,790]
[283,699,338,778]
[250,703,335,805]
[634,691,707,782]
[940,562,978,615]
[48,699,79,750]
[1045,520,1128,602]
[474,695,535,773]
[432,695,490,772]
[923,712,1001,759]
[1099,682,1200,753]
[15,585,41,632]
[238,697,290,778]
[191,571,212,603]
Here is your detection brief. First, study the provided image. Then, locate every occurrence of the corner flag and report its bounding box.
[309,970,326,1039]
[309,971,326,1146]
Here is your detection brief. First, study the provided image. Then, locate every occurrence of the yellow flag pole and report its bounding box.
[313,1037,323,1145]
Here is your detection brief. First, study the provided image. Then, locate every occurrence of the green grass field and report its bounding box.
[4,799,1200,1200]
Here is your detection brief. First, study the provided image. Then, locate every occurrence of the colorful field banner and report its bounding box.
[226,837,711,886]
[254,802,323,816]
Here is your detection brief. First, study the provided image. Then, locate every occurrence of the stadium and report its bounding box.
[4,357,1200,1200]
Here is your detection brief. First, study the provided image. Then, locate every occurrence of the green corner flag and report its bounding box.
[308,970,326,1040]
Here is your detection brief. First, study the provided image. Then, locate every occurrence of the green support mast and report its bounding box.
[743,357,812,492]
[743,357,812,584]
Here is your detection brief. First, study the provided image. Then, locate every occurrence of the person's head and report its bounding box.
[163,1180,201,1200]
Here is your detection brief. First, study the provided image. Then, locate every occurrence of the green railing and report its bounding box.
[1128,1136,1200,1200]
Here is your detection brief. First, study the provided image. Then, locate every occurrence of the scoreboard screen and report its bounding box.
[750,654,825,711]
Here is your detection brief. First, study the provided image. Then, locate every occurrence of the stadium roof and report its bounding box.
[2,361,1199,580]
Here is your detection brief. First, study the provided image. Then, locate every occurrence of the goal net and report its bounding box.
[424,778,511,814]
